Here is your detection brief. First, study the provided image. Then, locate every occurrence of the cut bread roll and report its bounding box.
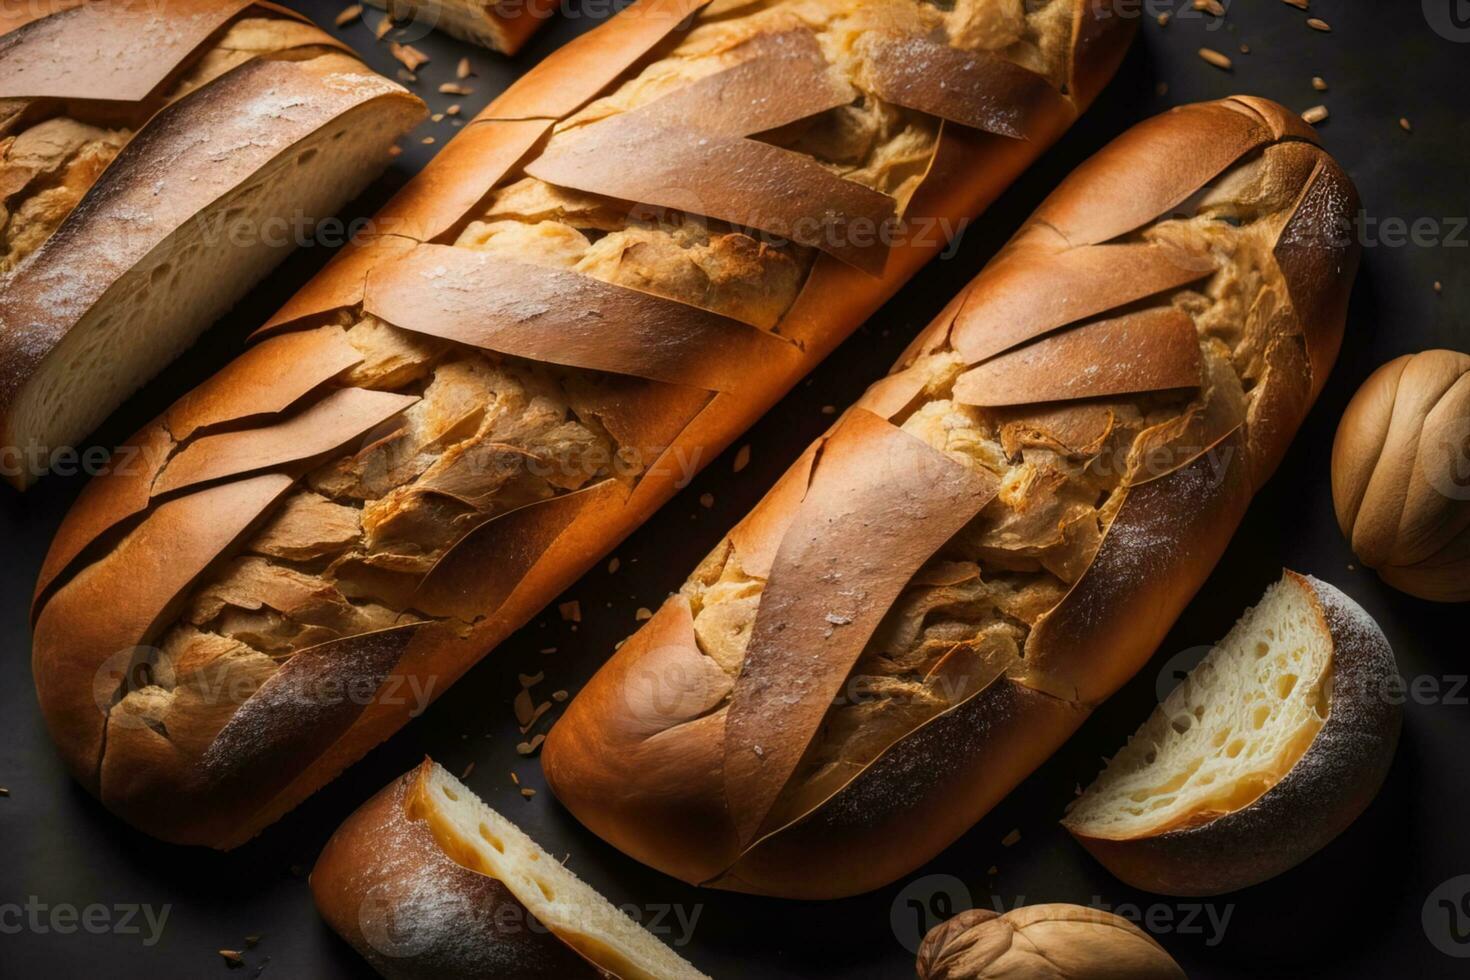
[363,0,555,53]
[312,759,710,980]
[1064,570,1400,896]
[0,3,425,488]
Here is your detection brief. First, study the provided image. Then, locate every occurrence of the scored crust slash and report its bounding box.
[0,0,426,488]
[542,96,1363,898]
[31,0,1137,846]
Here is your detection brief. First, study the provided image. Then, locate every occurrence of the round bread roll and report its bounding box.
[1332,349,1470,601]
[916,905,1186,980]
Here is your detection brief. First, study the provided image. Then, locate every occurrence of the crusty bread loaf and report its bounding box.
[917,906,1186,980]
[32,0,1135,847]
[0,0,425,489]
[541,96,1362,898]
[1063,570,1400,896]
[364,0,557,53]
[1332,349,1470,601]
[312,760,709,980]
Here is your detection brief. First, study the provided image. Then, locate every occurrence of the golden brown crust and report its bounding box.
[543,97,1361,897]
[363,0,557,55]
[33,0,1134,847]
[0,2,424,487]
[1332,350,1470,601]
[1065,573,1402,896]
[916,905,1186,980]
[311,761,603,980]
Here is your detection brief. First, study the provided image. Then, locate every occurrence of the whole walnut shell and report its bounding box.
[915,905,1186,980]
[1332,350,1470,601]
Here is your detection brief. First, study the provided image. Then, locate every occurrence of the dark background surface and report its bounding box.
[3,1,1469,977]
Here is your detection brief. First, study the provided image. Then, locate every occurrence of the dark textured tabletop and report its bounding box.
[3,2,1468,977]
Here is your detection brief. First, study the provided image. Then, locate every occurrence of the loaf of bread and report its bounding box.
[312,759,710,980]
[917,906,1186,980]
[0,0,425,488]
[31,0,1135,847]
[1063,570,1400,896]
[542,96,1362,898]
[364,0,556,53]
[1332,349,1470,601]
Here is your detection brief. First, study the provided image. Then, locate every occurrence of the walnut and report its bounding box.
[1332,349,1470,601]
[916,906,1185,980]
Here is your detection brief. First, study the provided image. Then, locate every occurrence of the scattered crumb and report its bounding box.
[421,136,435,145]
[439,82,473,96]
[699,492,715,508]
[375,15,392,39]
[1399,116,1413,133]
[1156,11,1170,26]
[244,935,261,949]
[733,445,751,472]
[457,57,473,79]
[519,671,544,687]
[1302,104,1329,125]
[390,41,430,72]
[821,405,836,415]
[1434,281,1443,294]
[516,734,546,756]
[539,646,558,655]
[431,113,444,123]
[1198,47,1232,71]
[558,600,582,623]
[510,772,520,786]
[388,144,402,157]
[635,607,653,621]
[335,4,362,27]
[1239,43,1250,54]
[552,690,569,702]
[1194,0,1224,15]
[521,787,537,800]
[1155,81,1169,97]
[608,557,621,573]
[1312,75,1328,91]
[447,104,462,116]
[987,866,999,875]
[461,762,475,780]
[0,787,8,797]
[1306,17,1331,31]
[395,69,416,84]
[1001,829,1022,847]
[220,950,245,968]
[1282,0,1308,7]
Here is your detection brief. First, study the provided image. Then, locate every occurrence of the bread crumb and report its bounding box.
[552,690,569,702]
[375,14,392,39]
[635,607,653,621]
[457,57,473,79]
[1156,11,1170,26]
[1198,48,1233,71]
[1312,75,1327,91]
[1307,17,1331,31]
[1194,0,1224,15]
[335,4,362,27]
[219,950,244,968]
[1433,281,1443,294]
[539,646,558,655]
[1399,117,1413,133]
[431,113,444,123]
[1239,43,1250,54]
[608,557,621,573]
[439,82,473,96]
[521,787,537,800]
[1001,829,1021,847]
[699,492,715,508]
[390,41,430,72]
[987,865,999,875]
[1281,0,1308,7]
[559,600,582,622]
[510,772,520,786]
[517,734,546,755]
[1302,104,1329,125]
[461,762,475,779]
[421,136,435,145]
[447,104,462,116]
[821,405,836,415]
[733,445,751,472]
[1156,82,1169,97]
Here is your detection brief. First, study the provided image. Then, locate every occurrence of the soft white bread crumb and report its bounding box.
[1065,572,1332,838]
[418,763,710,980]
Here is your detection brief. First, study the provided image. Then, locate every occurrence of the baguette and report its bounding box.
[1063,570,1400,896]
[31,0,1135,847]
[363,0,557,54]
[0,0,425,488]
[541,96,1362,898]
[312,759,710,979]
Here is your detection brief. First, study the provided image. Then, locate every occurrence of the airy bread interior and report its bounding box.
[1064,572,1332,839]
[412,762,710,980]
[7,94,415,483]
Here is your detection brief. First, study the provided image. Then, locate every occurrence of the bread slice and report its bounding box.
[1063,570,1400,895]
[0,46,423,489]
[312,760,710,980]
[362,0,554,53]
